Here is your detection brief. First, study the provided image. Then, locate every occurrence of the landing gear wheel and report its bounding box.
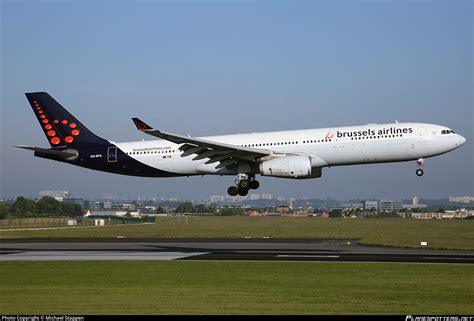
[238,188,249,196]
[416,169,424,177]
[249,180,260,190]
[238,179,250,190]
[227,186,239,196]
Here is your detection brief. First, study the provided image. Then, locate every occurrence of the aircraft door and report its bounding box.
[107,146,117,162]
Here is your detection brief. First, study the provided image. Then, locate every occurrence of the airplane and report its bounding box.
[15,92,466,196]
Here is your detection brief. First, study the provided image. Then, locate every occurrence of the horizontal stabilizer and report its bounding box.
[14,145,79,160]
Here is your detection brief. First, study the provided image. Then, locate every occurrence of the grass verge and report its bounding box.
[1,217,473,251]
[0,261,472,315]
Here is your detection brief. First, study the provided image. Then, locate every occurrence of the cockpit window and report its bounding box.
[441,129,455,135]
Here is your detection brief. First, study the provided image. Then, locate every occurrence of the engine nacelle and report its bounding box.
[259,156,312,178]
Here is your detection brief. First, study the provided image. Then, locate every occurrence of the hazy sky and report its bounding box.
[1,0,472,200]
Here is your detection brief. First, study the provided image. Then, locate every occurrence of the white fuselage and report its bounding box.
[115,122,466,177]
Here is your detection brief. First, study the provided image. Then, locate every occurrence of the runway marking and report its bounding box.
[277,255,341,258]
[0,251,208,261]
[423,257,474,260]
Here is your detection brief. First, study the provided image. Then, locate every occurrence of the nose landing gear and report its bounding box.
[227,174,260,196]
[416,158,424,177]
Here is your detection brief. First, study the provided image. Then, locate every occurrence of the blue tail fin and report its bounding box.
[25,92,109,147]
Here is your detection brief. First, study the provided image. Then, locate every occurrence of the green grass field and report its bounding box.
[0,261,472,315]
[1,217,473,250]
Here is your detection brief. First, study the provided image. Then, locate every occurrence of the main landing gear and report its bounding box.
[227,174,260,196]
[416,158,424,177]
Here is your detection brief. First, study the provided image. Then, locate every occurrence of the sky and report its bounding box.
[1,0,472,201]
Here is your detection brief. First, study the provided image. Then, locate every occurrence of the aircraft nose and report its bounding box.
[457,134,466,146]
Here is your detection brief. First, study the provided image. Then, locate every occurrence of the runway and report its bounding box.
[0,238,473,263]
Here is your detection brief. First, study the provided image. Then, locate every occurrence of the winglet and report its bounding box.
[132,118,153,131]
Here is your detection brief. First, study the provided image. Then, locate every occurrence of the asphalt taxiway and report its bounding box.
[0,238,473,263]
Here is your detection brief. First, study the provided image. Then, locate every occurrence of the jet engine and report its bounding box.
[259,156,315,178]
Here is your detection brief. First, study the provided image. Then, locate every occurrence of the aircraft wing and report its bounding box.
[132,118,272,168]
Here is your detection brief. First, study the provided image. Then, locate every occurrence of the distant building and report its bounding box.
[275,206,290,214]
[122,203,134,210]
[249,194,261,200]
[402,203,427,210]
[379,199,403,212]
[261,194,272,200]
[402,196,427,210]
[111,201,123,209]
[402,202,427,209]
[341,202,363,209]
[412,211,474,219]
[289,210,309,217]
[83,200,99,210]
[39,191,70,202]
[64,198,84,208]
[210,195,225,203]
[449,196,474,203]
[90,210,127,217]
[100,201,112,209]
[364,200,378,210]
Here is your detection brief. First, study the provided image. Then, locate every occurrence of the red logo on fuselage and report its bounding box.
[324,132,334,140]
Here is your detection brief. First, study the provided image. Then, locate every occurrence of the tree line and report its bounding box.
[0,196,83,219]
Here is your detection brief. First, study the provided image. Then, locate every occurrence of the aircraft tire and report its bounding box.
[238,188,248,196]
[227,186,239,196]
[239,179,250,190]
[249,180,260,189]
